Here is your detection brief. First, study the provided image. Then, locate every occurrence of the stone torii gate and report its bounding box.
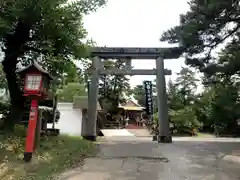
[84,47,182,143]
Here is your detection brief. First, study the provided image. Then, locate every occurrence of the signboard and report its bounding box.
[143,81,154,116]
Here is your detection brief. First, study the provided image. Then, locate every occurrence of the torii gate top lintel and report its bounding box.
[90,47,183,59]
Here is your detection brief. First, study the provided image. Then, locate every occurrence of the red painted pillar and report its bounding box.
[24,99,38,162]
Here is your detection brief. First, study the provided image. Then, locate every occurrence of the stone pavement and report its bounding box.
[59,136,240,180]
[126,129,151,137]
[101,129,135,137]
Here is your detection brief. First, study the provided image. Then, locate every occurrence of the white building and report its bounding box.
[49,96,101,137]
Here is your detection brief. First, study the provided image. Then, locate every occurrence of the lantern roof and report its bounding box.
[16,61,53,80]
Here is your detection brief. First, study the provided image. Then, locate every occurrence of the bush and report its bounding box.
[40,107,60,124]
[171,107,199,125]
[20,107,60,129]
[152,106,200,135]
[0,101,10,128]
[0,99,60,129]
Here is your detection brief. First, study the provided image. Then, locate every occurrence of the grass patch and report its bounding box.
[0,127,96,180]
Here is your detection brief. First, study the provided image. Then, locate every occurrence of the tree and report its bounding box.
[58,61,85,88]
[0,65,8,96]
[57,83,87,102]
[160,0,240,136]
[169,106,200,133]
[132,85,146,107]
[175,67,199,105]
[99,59,131,113]
[198,74,240,134]
[167,80,184,110]
[166,67,200,134]
[0,0,106,129]
[161,0,240,74]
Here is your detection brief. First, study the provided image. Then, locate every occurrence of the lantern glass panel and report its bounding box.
[26,75,42,90]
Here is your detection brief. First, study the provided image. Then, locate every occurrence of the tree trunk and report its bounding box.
[1,20,31,131]
[2,54,25,131]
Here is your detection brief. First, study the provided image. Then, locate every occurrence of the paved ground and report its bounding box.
[126,129,151,137]
[101,129,135,136]
[59,137,240,180]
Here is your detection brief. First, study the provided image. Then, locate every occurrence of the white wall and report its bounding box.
[48,103,83,137]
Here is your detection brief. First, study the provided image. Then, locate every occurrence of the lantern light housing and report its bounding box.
[25,74,42,91]
[16,61,52,98]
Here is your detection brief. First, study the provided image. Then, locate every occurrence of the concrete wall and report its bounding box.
[53,102,83,136]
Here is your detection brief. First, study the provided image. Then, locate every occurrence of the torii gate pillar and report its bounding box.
[156,57,171,143]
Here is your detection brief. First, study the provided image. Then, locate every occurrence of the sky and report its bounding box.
[83,0,190,87]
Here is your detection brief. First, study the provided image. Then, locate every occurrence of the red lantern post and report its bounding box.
[17,62,52,162]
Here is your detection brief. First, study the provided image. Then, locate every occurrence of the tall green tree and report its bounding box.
[161,1,240,135]
[167,80,183,110]
[132,85,145,107]
[0,0,106,128]
[166,68,200,133]
[99,59,131,113]
[161,0,240,74]
[57,83,87,102]
[59,61,85,88]
[175,67,199,105]
[198,74,240,133]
